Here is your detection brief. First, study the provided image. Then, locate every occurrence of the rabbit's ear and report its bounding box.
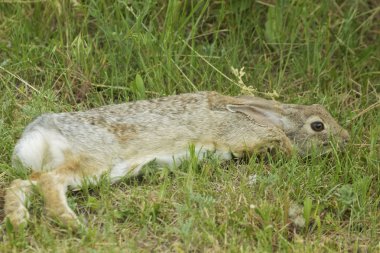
[226,104,284,127]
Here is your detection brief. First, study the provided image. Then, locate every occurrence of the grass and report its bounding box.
[0,0,379,251]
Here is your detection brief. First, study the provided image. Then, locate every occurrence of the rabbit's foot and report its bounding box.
[47,208,82,229]
[58,212,82,229]
[5,209,29,229]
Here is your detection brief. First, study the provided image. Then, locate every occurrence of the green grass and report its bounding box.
[0,0,379,251]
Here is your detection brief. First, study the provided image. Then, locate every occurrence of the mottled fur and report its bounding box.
[4,91,349,228]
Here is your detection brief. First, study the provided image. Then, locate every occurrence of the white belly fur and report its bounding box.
[109,146,232,182]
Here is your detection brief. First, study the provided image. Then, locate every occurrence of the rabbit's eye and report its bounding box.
[311,121,325,132]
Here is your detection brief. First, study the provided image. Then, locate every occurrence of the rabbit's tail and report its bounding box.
[13,126,71,172]
[4,178,36,227]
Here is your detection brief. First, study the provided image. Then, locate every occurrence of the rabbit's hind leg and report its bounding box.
[37,160,85,228]
[4,178,36,228]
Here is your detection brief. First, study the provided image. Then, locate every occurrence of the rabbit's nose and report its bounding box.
[342,130,350,143]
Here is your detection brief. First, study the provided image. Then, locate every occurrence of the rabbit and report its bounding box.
[4,91,350,228]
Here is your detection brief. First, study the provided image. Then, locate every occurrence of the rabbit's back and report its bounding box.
[55,92,218,147]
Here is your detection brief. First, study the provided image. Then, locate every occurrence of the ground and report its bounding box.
[0,1,379,252]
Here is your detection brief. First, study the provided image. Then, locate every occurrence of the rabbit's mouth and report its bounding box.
[323,139,348,149]
[320,140,348,155]
[297,140,333,157]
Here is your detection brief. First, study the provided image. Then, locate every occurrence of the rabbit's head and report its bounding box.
[281,103,350,155]
[226,96,350,156]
